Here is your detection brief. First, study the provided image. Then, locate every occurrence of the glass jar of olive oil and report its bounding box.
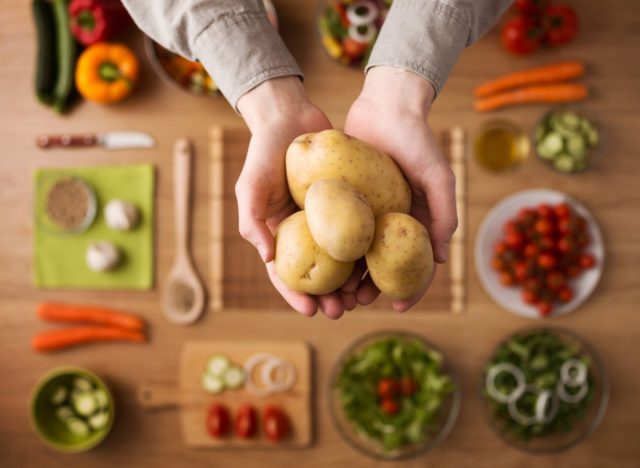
[474,120,530,172]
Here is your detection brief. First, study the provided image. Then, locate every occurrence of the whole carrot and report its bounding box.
[474,84,588,112]
[32,326,146,352]
[37,302,145,331]
[474,61,586,98]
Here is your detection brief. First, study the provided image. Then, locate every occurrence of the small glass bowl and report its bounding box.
[329,330,461,461]
[36,175,97,236]
[480,326,609,454]
[474,119,530,173]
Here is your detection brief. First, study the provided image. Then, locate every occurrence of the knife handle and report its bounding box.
[36,134,97,148]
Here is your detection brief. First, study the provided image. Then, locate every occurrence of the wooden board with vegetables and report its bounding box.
[138,341,312,449]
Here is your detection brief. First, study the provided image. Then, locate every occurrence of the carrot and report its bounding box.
[474,84,588,112]
[37,302,145,331]
[31,326,146,352]
[474,62,586,98]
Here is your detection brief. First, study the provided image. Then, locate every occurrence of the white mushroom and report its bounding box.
[104,199,140,231]
[86,241,122,272]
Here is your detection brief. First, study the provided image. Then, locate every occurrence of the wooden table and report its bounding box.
[1,1,639,466]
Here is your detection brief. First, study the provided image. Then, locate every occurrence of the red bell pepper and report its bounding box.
[68,0,130,46]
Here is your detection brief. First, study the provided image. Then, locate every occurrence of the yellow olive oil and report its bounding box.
[474,121,530,172]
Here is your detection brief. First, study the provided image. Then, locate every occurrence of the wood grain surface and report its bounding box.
[1,1,639,467]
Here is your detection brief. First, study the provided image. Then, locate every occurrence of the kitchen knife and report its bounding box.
[36,132,156,150]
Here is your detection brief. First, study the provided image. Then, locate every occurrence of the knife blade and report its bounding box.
[37,132,156,150]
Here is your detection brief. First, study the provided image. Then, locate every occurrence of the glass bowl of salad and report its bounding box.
[481,326,608,454]
[317,0,392,68]
[329,331,460,460]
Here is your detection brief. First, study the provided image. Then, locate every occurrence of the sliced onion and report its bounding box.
[346,1,379,26]
[556,380,589,403]
[508,385,539,426]
[244,353,277,396]
[560,359,587,387]
[486,363,526,404]
[348,23,378,44]
[243,353,296,396]
[535,389,559,424]
[261,356,297,393]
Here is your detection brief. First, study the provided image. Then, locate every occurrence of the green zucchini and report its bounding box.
[32,0,57,105]
[50,385,68,406]
[72,391,98,417]
[88,412,109,430]
[66,417,90,438]
[51,0,76,113]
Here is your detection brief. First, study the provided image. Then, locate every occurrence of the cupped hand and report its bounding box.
[235,77,358,319]
[343,66,458,312]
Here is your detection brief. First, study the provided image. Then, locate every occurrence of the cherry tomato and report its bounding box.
[515,0,549,15]
[523,243,538,258]
[537,301,553,316]
[206,403,230,438]
[556,236,575,254]
[546,271,566,290]
[501,15,543,55]
[543,5,578,46]
[514,261,529,282]
[557,286,574,303]
[342,37,368,60]
[579,254,595,269]
[377,377,398,399]
[523,277,542,293]
[263,405,290,442]
[566,264,581,278]
[537,204,554,219]
[235,404,257,438]
[538,253,557,270]
[518,207,537,225]
[499,271,515,286]
[400,377,418,396]
[554,203,571,219]
[576,232,590,247]
[505,231,525,250]
[491,256,507,271]
[538,236,555,251]
[534,218,554,236]
[494,241,509,255]
[380,398,400,415]
[522,289,538,305]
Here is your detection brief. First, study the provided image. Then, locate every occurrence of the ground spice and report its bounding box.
[45,178,91,230]
[170,280,195,313]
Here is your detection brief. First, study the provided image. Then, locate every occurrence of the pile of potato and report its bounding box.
[274,130,434,301]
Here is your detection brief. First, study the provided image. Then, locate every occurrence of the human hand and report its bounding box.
[343,66,458,312]
[236,77,359,319]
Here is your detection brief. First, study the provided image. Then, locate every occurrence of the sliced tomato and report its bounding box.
[206,403,230,438]
[263,405,290,442]
[235,404,257,438]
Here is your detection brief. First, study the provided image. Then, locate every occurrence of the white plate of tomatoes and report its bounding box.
[475,189,604,319]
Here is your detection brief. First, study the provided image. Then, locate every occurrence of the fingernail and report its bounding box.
[438,243,449,263]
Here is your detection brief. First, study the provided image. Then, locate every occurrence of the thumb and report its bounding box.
[235,177,274,263]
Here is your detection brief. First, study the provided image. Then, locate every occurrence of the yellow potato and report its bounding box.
[365,213,434,300]
[305,179,375,262]
[274,211,355,295]
[286,130,411,216]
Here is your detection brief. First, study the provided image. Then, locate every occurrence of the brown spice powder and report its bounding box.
[46,178,90,230]
[170,280,195,313]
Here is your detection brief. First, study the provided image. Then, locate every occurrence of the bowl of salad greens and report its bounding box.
[482,327,608,453]
[330,331,460,460]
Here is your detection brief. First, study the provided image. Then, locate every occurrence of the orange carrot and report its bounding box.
[474,62,586,98]
[474,84,588,112]
[31,326,146,352]
[37,303,145,331]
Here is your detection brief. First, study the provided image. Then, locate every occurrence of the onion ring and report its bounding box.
[243,353,297,396]
[560,359,587,387]
[556,380,589,403]
[534,389,559,424]
[486,363,526,404]
[346,1,379,26]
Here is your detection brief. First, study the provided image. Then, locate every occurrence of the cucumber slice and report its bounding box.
[585,127,599,147]
[201,373,225,394]
[539,133,564,158]
[206,355,231,377]
[72,392,98,417]
[567,136,587,157]
[94,389,109,409]
[66,417,90,438]
[88,412,109,430]
[223,367,246,389]
[554,155,576,173]
[50,385,68,406]
[534,124,547,143]
[55,405,74,422]
[560,111,580,129]
[73,377,93,392]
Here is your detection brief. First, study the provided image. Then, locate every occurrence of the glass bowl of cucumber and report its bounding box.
[481,326,608,454]
[534,108,600,174]
[30,367,114,453]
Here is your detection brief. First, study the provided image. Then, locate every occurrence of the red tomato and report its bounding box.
[537,301,553,316]
[538,253,557,270]
[514,261,529,282]
[263,406,290,442]
[377,377,398,399]
[522,289,538,305]
[566,264,581,278]
[579,254,595,269]
[537,204,554,219]
[342,37,368,60]
[501,15,543,55]
[499,272,515,286]
[556,236,575,254]
[206,403,230,438]
[576,232,590,247]
[554,203,572,219]
[557,286,574,303]
[235,404,257,438]
[494,241,509,255]
[524,277,542,293]
[557,217,572,235]
[524,243,539,258]
[546,271,566,290]
[538,236,555,251]
[491,256,507,271]
[534,218,554,236]
[506,231,525,250]
[400,377,417,396]
[518,207,537,225]
[543,5,578,46]
[380,398,400,415]
[515,0,549,15]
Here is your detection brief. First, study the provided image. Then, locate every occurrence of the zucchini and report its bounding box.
[51,0,76,113]
[73,377,93,392]
[94,389,109,409]
[201,373,225,394]
[88,412,109,430]
[567,136,586,157]
[66,417,90,438]
[554,155,575,173]
[72,392,98,417]
[55,405,74,422]
[50,385,68,405]
[539,133,563,157]
[206,355,231,377]
[32,0,57,104]
[223,367,245,389]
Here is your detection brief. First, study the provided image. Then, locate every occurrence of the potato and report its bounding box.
[274,211,355,295]
[286,130,411,217]
[365,213,434,300]
[305,179,375,262]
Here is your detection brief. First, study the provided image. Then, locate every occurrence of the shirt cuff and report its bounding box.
[192,6,302,109]
[365,0,469,95]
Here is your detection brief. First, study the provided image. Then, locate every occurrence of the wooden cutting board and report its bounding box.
[209,126,467,313]
[138,340,312,448]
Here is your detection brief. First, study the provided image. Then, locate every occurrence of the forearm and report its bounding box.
[121,0,301,109]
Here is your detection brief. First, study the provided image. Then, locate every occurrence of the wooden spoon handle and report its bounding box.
[173,139,192,257]
[137,382,181,410]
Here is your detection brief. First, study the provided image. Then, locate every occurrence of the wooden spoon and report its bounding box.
[162,139,206,325]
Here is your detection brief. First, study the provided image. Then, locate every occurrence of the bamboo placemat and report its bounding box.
[209,126,466,313]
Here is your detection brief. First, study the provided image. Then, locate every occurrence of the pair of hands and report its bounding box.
[236,66,458,319]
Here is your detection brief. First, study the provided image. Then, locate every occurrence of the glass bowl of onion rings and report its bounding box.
[481,326,609,453]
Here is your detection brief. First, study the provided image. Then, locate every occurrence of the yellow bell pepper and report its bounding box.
[75,42,139,103]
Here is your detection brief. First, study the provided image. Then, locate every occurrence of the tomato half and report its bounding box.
[263,406,291,442]
[206,403,230,438]
[235,404,257,438]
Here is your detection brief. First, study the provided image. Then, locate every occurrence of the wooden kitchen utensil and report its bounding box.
[162,139,206,325]
[138,340,312,448]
